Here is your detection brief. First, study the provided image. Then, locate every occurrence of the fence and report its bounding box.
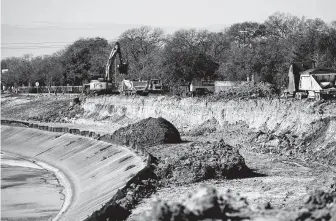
[16,86,84,94]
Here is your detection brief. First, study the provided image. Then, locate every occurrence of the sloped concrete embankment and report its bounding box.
[1,124,146,221]
[82,96,336,165]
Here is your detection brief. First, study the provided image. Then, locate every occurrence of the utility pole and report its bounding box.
[239,30,252,82]
[239,30,254,83]
[239,30,248,47]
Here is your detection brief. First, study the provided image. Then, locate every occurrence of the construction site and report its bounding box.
[2,3,336,220]
[1,84,336,220]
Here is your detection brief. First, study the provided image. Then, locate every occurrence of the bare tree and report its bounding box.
[118,26,165,80]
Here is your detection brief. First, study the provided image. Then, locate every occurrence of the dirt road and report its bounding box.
[128,149,335,220]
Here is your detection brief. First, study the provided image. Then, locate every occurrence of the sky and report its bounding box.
[1,0,336,58]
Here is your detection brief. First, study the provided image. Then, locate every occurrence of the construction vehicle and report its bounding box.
[170,84,190,97]
[190,79,215,92]
[119,79,149,95]
[188,79,215,97]
[84,42,128,95]
[284,60,336,100]
[192,88,214,97]
[148,79,163,93]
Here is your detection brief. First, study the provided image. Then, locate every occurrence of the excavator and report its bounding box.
[84,42,128,95]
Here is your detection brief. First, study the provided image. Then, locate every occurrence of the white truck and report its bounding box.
[119,79,149,96]
[297,68,336,100]
[284,61,336,100]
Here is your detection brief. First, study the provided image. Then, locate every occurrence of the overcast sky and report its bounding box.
[1,0,336,58]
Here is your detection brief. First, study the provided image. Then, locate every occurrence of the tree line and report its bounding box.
[1,12,336,91]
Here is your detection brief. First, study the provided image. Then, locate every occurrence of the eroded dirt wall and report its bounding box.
[83,96,335,137]
[82,96,336,165]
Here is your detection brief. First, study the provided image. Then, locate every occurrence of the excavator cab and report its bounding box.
[117,62,129,75]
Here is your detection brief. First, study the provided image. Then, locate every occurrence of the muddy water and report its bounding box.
[1,153,63,221]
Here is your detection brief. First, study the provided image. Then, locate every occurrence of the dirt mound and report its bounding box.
[138,186,250,221]
[298,184,336,220]
[155,139,251,185]
[139,185,336,221]
[110,117,181,147]
[280,185,336,221]
[189,117,219,136]
[305,188,336,208]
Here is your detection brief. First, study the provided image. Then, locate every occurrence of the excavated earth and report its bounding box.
[107,117,182,147]
[136,184,336,221]
[1,94,336,221]
[79,95,336,166]
[153,139,252,186]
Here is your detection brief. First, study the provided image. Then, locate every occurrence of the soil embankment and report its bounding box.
[82,96,335,133]
[82,96,336,166]
[1,125,145,221]
[3,95,335,165]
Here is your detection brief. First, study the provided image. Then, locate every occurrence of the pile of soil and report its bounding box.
[280,183,336,221]
[138,186,251,221]
[110,117,181,147]
[139,184,336,221]
[155,139,251,185]
[297,189,336,220]
[189,117,219,136]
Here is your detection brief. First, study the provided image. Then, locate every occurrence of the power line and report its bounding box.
[2,39,118,47]
[1,45,67,49]
[1,42,72,45]
[4,24,125,30]
[2,38,119,44]
[1,42,71,50]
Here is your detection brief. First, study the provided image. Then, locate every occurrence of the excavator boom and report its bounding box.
[105,42,128,82]
[84,42,128,95]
